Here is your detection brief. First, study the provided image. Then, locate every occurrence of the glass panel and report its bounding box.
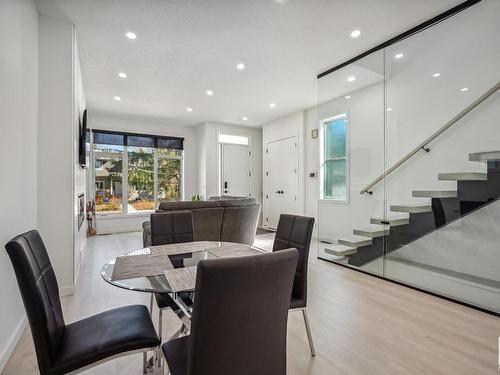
[324,159,347,200]
[94,144,123,213]
[93,132,124,146]
[157,148,182,158]
[383,0,500,313]
[218,134,249,145]
[157,137,184,150]
[127,135,154,148]
[127,146,154,211]
[324,115,347,159]
[317,49,386,276]
[158,157,182,203]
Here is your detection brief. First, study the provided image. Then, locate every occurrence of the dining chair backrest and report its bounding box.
[188,249,298,375]
[5,230,66,374]
[150,211,194,245]
[272,214,315,307]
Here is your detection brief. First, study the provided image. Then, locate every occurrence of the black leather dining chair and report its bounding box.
[149,211,195,348]
[162,248,299,375]
[273,214,316,356]
[5,230,160,375]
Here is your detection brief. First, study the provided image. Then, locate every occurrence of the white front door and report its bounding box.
[221,143,251,197]
[266,136,298,229]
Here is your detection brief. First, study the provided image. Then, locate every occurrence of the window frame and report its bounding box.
[90,132,184,216]
[319,113,350,203]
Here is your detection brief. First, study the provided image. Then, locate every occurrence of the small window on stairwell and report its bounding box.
[320,114,349,202]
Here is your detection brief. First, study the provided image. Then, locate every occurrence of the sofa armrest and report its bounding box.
[142,221,151,248]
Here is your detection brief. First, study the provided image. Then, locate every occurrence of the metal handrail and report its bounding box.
[360,81,500,195]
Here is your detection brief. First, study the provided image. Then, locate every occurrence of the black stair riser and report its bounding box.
[347,161,500,267]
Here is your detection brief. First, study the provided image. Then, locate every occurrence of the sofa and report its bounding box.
[142,196,261,247]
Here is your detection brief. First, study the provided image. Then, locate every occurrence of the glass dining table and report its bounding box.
[101,241,266,327]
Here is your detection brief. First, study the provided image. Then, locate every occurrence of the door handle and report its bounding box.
[224,181,228,188]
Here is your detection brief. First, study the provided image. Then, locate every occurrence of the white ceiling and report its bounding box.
[51,0,461,127]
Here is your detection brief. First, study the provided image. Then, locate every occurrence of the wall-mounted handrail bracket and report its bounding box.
[421,146,431,153]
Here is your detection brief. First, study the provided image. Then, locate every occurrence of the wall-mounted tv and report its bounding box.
[79,109,88,168]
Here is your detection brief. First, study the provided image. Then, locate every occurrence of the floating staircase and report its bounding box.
[325,151,500,266]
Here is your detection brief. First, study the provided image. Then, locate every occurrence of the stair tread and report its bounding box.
[353,225,389,238]
[325,245,357,257]
[390,204,432,213]
[469,150,500,162]
[412,190,457,198]
[338,235,372,247]
[438,172,487,181]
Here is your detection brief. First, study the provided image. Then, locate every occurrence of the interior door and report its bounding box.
[266,136,298,228]
[221,143,251,197]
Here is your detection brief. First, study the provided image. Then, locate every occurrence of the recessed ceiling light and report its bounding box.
[350,30,361,38]
[269,103,276,108]
[347,76,356,82]
[125,32,137,40]
[206,90,214,96]
[432,72,441,78]
[237,63,245,70]
[345,95,352,99]
[394,53,404,59]
[186,107,193,112]
[386,107,392,111]
[118,72,127,78]
[114,96,121,101]
[242,116,248,121]
[461,87,469,92]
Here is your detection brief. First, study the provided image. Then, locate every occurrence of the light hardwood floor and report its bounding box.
[3,232,499,374]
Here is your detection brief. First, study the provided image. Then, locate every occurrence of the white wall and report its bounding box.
[262,111,306,227]
[38,14,76,291]
[0,0,39,369]
[73,41,87,283]
[197,122,262,202]
[90,113,199,233]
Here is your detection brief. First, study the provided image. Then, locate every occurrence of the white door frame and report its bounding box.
[218,138,252,197]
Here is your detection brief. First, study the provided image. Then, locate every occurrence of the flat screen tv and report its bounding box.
[79,109,88,168]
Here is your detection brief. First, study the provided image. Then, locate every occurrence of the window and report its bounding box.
[321,114,348,202]
[93,143,124,213]
[158,148,182,203]
[91,130,184,214]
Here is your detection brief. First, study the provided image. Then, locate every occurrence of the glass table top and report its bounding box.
[101,241,265,294]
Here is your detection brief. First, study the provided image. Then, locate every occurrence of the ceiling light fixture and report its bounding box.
[206,90,214,96]
[242,116,248,121]
[125,32,137,40]
[461,87,469,92]
[347,76,356,82]
[394,53,404,59]
[345,95,352,99]
[114,96,121,101]
[269,103,276,108]
[350,30,361,38]
[186,107,193,112]
[118,72,127,78]
[432,73,441,78]
[237,63,245,70]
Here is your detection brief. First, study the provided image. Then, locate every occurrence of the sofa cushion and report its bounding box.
[219,197,257,207]
[191,208,224,241]
[220,204,261,245]
[158,200,221,211]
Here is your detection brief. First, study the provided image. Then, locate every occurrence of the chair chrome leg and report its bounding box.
[143,351,147,374]
[150,293,154,314]
[158,309,163,367]
[302,308,316,357]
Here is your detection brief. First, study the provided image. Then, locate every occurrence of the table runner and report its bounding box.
[150,241,220,256]
[164,266,198,292]
[111,254,173,281]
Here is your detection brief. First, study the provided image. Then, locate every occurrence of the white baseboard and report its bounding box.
[0,315,27,372]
